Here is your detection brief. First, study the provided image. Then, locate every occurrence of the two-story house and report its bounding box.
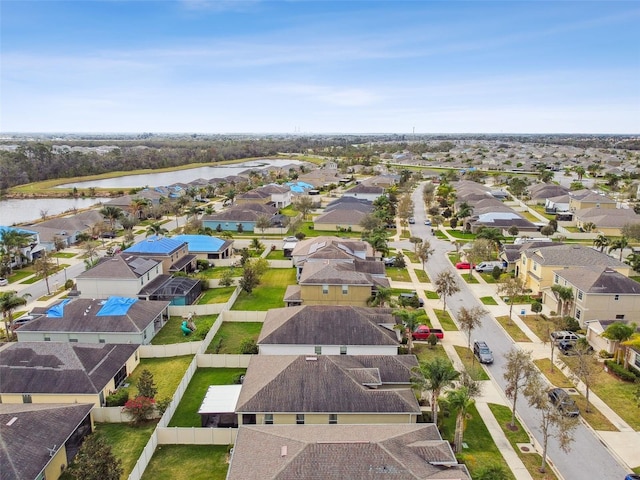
[76,255,163,298]
[123,235,196,273]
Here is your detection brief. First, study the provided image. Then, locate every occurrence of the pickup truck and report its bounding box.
[412,325,444,341]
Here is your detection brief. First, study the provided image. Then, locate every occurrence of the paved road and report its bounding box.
[405,183,628,480]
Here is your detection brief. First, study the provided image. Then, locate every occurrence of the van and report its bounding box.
[550,331,579,344]
[473,340,494,364]
[474,261,504,273]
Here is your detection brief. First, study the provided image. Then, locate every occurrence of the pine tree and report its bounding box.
[136,369,157,399]
[70,434,123,480]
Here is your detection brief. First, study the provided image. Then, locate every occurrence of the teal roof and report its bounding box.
[124,235,184,254]
[0,226,38,241]
[173,235,228,252]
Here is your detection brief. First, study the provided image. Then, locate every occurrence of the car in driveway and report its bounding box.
[383,257,396,266]
[548,388,580,417]
[558,339,594,355]
[0,277,8,286]
[455,261,472,269]
[551,331,580,344]
[412,325,444,340]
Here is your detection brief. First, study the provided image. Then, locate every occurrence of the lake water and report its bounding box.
[1,159,302,225]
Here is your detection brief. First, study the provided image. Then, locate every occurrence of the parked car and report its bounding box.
[624,474,640,480]
[408,217,416,224]
[547,388,579,417]
[100,231,117,239]
[558,339,593,356]
[383,257,396,266]
[424,219,431,225]
[473,340,494,364]
[412,325,444,341]
[550,331,580,344]
[399,291,424,307]
[11,315,34,330]
[455,262,472,269]
[474,261,504,273]
[0,277,8,286]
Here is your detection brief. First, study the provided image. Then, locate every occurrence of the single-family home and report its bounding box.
[360,173,399,188]
[227,424,471,480]
[0,342,139,407]
[236,184,292,208]
[172,234,234,262]
[258,305,399,355]
[342,183,385,202]
[28,210,105,246]
[574,207,640,236]
[543,266,640,325]
[235,355,421,426]
[568,190,616,212]
[313,208,369,232]
[16,296,170,344]
[517,244,631,294]
[202,203,278,232]
[500,240,559,273]
[466,211,538,234]
[527,184,569,205]
[291,236,375,269]
[0,403,94,480]
[0,226,43,267]
[123,235,196,273]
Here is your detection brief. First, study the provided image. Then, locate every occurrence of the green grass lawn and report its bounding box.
[425,290,439,299]
[434,309,458,331]
[414,269,430,283]
[299,222,360,238]
[495,315,531,342]
[151,315,218,345]
[8,269,35,283]
[95,422,157,480]
[199,266,242,279]
[198,286,236,304]
[280,205,299,217]
[533,359,574,388]
[447,252,461,264]
[439,403,515,479]
[128,355,193,399]
[206,321,263,354]
[413,343,451,364]
[520,315,557,342]
[51,252,77,258]
[461,273,479,284]
[454,345,490,381]
[168,368,247,427]
[434,230,448,240]
[231,268,296,310]
[488,404,558,480]
[389,287,415,296]
[479,296,498,305]
[445,229,476,240]
[385,267,412,282]
[141,445,229,480]
[479,272,509,284]
[267,249,288,260]
[402,250,419,263]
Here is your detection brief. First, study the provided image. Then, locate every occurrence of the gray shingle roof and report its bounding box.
[292,236,373,258]
[300,261,389,287]
[0,342,138,394]
[0,403,94,480]
[525,244,628,268]
[227,424,470,480]
[77,255,160,280]
[314,209,369,225]
[236,355,420,414]
[554,266,640,294]
[258,305,398,346]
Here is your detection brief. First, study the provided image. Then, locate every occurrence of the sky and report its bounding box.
[1,0,639,134]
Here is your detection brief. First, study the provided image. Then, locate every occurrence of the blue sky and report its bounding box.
[1,1,639,134]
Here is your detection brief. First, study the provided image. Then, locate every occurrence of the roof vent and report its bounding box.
[281,446,287,457]
[305,357,318,361]
[6,417,17,426]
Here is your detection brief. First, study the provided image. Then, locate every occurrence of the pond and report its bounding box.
[0,197,106,226]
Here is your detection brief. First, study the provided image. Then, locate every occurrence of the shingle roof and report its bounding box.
[124,235,185,255]
[292,236,373,258]
[344,184,385,194]
[258,305,397,346]
[574,207,640,228]
[0,403,94,480]
[554,266,640,294]
[300,261,389,287]
[525,244,628,268]
[236,355,420,414]
[31,210,104,232]
[528,184,569,199]
[77,255,160,280]
[314,209,369,225]
[0,342,138,394]
[204,202,278,222]
[227,424,470,480]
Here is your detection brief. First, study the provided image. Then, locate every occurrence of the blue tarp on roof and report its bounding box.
[124,235,184,254]
[97,297,138,316]
[173,234,226,252]
[46,299,71,318]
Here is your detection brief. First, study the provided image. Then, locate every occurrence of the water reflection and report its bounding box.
[0,197,105,226]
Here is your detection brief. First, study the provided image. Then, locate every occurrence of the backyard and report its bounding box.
[94,422,157,480]
[206,321,263,354]
[128,355,193,399]
[231,268,296,310]
[151,315,218,345]
[197,286,236,304]
[385,266,412,282]
[141,445,229,480]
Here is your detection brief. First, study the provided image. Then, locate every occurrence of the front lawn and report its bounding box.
[413,343,451,364]
[231,268,296,310]
[495,315,531,342]
[439,403,515,479]
[198,286,236,304]
[434,308,458,331]
[141,445,229,480]
[454,345,490,381]
[267,249,287,260]
[206,321,263,354]
[128,355,193,399]
[95,422,157,480]
[51,252,77,258]
[168,368,247,427]
[402,250,418,263]
[479,272,508,284]
[425,290,439,300]
[385,267,411,282]
[445,229,476,240]
[520,315,557,342]
[461,273,479,284]
[533,359,573,388]
[480,296,498,305]
[151,315,218,345]
[415,269,430,283]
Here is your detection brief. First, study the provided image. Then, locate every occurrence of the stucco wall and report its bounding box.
[300,284,371,306]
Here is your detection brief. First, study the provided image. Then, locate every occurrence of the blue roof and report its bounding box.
[124,235,185,254]
[173,234,227,252]
[46,299,71,318]
[0,226,38,241]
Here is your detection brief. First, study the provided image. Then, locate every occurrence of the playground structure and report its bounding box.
[180,312,198,336]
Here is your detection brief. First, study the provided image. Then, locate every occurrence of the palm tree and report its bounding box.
[146,222,168,238]
[411,357,460,425]
[602,321,637,365]
[574,165,586,181]
[367,287,392,308]
[393,309,421,353]
[0,228,33,274]
[130,198,150,220]
[224,189,236,206]
[550,284,574,317]
[445,385,475,453]
[99,206,123,232]
[33,251,55,295]
[0,290,31,341]
[593,234,610,252]
[456,202,473,231]
[608,236,629,261]
[476,227,504,254]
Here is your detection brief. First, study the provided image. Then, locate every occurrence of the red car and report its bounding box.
[455,261,472,269]
[412,325,444,341]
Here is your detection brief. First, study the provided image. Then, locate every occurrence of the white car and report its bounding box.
[0,278,8,286]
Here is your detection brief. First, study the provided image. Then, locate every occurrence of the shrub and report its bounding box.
[560,316,580,332]
[599,349,614,359]
[232,373,245,384]
[240,339,258,354]
[604,360,638,382]
[393,255,406,268]
[399,295,420,308]
[136,369,157,399]
[156,397,172,416]
[531,301,543,314]
[219,269,235,287]
[295,232,306,240]
[65,279,75,289]
[491,266,502,280]
[427,333,438,347]
[196,259,210,270]
[122,396,156,423]
[210,337,223,354]
[105,389,129,407]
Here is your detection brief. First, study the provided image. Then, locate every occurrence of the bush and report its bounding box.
[560,316,580,332]
[393,255,406,268]
[233,373,245,384]
[122,396,156,423]
[531,301,543,314]
[105,389,129,407]
[604,360,638,382]
[196,259,210,270]
[399,295,420,308]
[599,349,614,359]
[156,397,172,416]
[240,339,258,354]
[295,232,306,240]
[65,279,75,289]
[491,266,502,280]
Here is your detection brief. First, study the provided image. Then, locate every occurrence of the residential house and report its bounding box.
[527,184,569,205]
[585,320,640,362]
[123,235,196,273]
[0,342,139,407]
[500,241,560,273]
[568,189,616,212]
[291,236,375,269]
[16,296,170,344]
[342,183,385,202]
[0,226,43,266]
[202,203,278,232]
[517,244,631,294]
[236,184,292,208]
[172,234,234,262]
[466,211,538,234]
[235,355,421,426]
[258,305,399,355]
[360,173,399,188]
[227,424,471,480]
[313,208,369,232]
[28,210,105,246]
[573,207,640,236]
[0,403,94,480]
[543,267,640,325]
[544,194,571,214]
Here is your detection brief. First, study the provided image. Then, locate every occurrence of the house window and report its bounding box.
[340,345,347,355]
[533,262,538,271]
[296,414,305,425]
[329,414,338,425]
[141,278,144,285]
[554,274,559,283]
[576,309,581,320]
[242,414,256,425]
[322,285,329,295]
[315,346,322,355]
[99,338,106,344]
[135,350,138,361]
[342,285,348,295]
[44,336,50,342]
[577,291,583,300]
[616,314,625,320]
[22,394,32,404]
[264,414,273,425]
[69,338,78,343]
[614,295,620,301]
[113,365,127,388]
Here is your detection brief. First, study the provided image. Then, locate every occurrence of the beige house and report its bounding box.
[0,342,139,407]
[123,235,196,274]
[542,266,640,325]
[313,208,369,232]
[568,190,616,212]
[517,244,631,294]
[235,355,421,426]
[574,207,640,236]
